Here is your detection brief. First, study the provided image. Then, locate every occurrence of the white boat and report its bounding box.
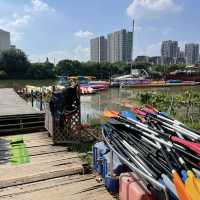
[111,69,150,87]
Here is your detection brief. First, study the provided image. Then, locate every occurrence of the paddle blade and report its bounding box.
[185,170,200,200]
[171,136,200,155]
[132,107,147,117]
[142,107,157,115]
[103,111,119,118]
[172,170,192,200]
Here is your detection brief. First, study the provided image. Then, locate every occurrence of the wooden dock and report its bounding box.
[0,88,41,116]
[0,88,45,134]
[0,131,114,200]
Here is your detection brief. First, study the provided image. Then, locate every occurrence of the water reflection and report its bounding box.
[0,79,199,124]
[81,86,200,123]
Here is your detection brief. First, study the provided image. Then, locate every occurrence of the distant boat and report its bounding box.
[111,69,150,87]
[166,66,200,82]
[68,76,110,94]
[121,80,200,88]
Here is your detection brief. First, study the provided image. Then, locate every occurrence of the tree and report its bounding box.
[26,61,55,79]
[55,60,81,76]
[0,48,30,78]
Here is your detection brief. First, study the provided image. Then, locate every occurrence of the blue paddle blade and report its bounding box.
[181,170,188,182]
[159,112,170,117]
[159,178,178,200]
[121,111,139,121]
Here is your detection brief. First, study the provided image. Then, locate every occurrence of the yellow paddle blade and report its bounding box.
[185,170,200,200]
[103,111,119,118]
[172,170,192,200]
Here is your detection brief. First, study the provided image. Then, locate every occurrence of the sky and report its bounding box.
[0,0,199,63]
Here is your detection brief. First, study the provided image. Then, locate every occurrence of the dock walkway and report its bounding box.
[0,131,114,200]
[0,88,41,116]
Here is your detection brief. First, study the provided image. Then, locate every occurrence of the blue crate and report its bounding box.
[92,142,109,173]
[104,175,119,193]
[102,151,124,178]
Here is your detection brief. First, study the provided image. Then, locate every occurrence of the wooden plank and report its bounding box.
[0,175,114,200]
[0,164,83,189]
[0,88,41,116]
[0,131,115,200]
[0,174,93,197]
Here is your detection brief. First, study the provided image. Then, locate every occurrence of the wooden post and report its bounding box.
[40,93,43,111]
[31,90,34,107]
[109,150,113,177]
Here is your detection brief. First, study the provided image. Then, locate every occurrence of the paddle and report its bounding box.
[143,105,200,141]
[102,127,169,200]
[104,110,195,200]
[104,110,200,156]
[106,112,200,169]
[105,124,178,198]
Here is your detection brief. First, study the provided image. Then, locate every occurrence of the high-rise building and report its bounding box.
[161,40,179,64]
[134,56,149,63]
[0,29,10,51]
[90,36,107,62]
[185,43,199,65]
[107,29,133,63]
[149,56,161,65]
[90,20,134,63]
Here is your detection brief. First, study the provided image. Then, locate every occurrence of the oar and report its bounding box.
[105,111,192,199]
[134,107,185,139]
[108,123,170,174]
[104,110,200,156]
[149,138,192,200]
[185,170,200,200]
[192,168,200,178]
[102,128,169,199]
[143,105,200,141]
[105,125,178,198]
[108,114,200,199]
[107,112,200,169]
[108,118,184,199]
[171,150,200,200]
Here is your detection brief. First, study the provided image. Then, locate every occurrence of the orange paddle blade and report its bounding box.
[185,170,200,200]
[172,170,192,200]
[103,110,119,118]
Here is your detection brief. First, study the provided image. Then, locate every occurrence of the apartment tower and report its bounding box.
[90,20,134,63]
[161,40,179,64]
[185,43,199,65]
[0,29,10,51]
[90,36,107,63]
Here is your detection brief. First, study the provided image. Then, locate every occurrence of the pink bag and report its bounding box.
[119,173,154,200]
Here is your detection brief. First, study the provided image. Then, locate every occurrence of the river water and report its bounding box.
[0,79,199,124]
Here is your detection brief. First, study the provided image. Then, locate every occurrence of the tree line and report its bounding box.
[0,48,187,80]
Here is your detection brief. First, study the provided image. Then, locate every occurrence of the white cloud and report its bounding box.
[11,14,31,28]
[127,0,182,19]
[30,45,90,63]
[0,0,56,43]
[25,0,56,14]
[134,41,161,58]
[74,30,94,39]
[0,14,31,42]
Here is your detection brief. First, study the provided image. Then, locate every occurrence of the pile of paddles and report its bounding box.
[93,105,200,200]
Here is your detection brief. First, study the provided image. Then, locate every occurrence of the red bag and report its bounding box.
[119,173,154,200]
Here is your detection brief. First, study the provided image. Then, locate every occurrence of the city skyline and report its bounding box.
[90,21,133,63]
[0,0,200,63]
